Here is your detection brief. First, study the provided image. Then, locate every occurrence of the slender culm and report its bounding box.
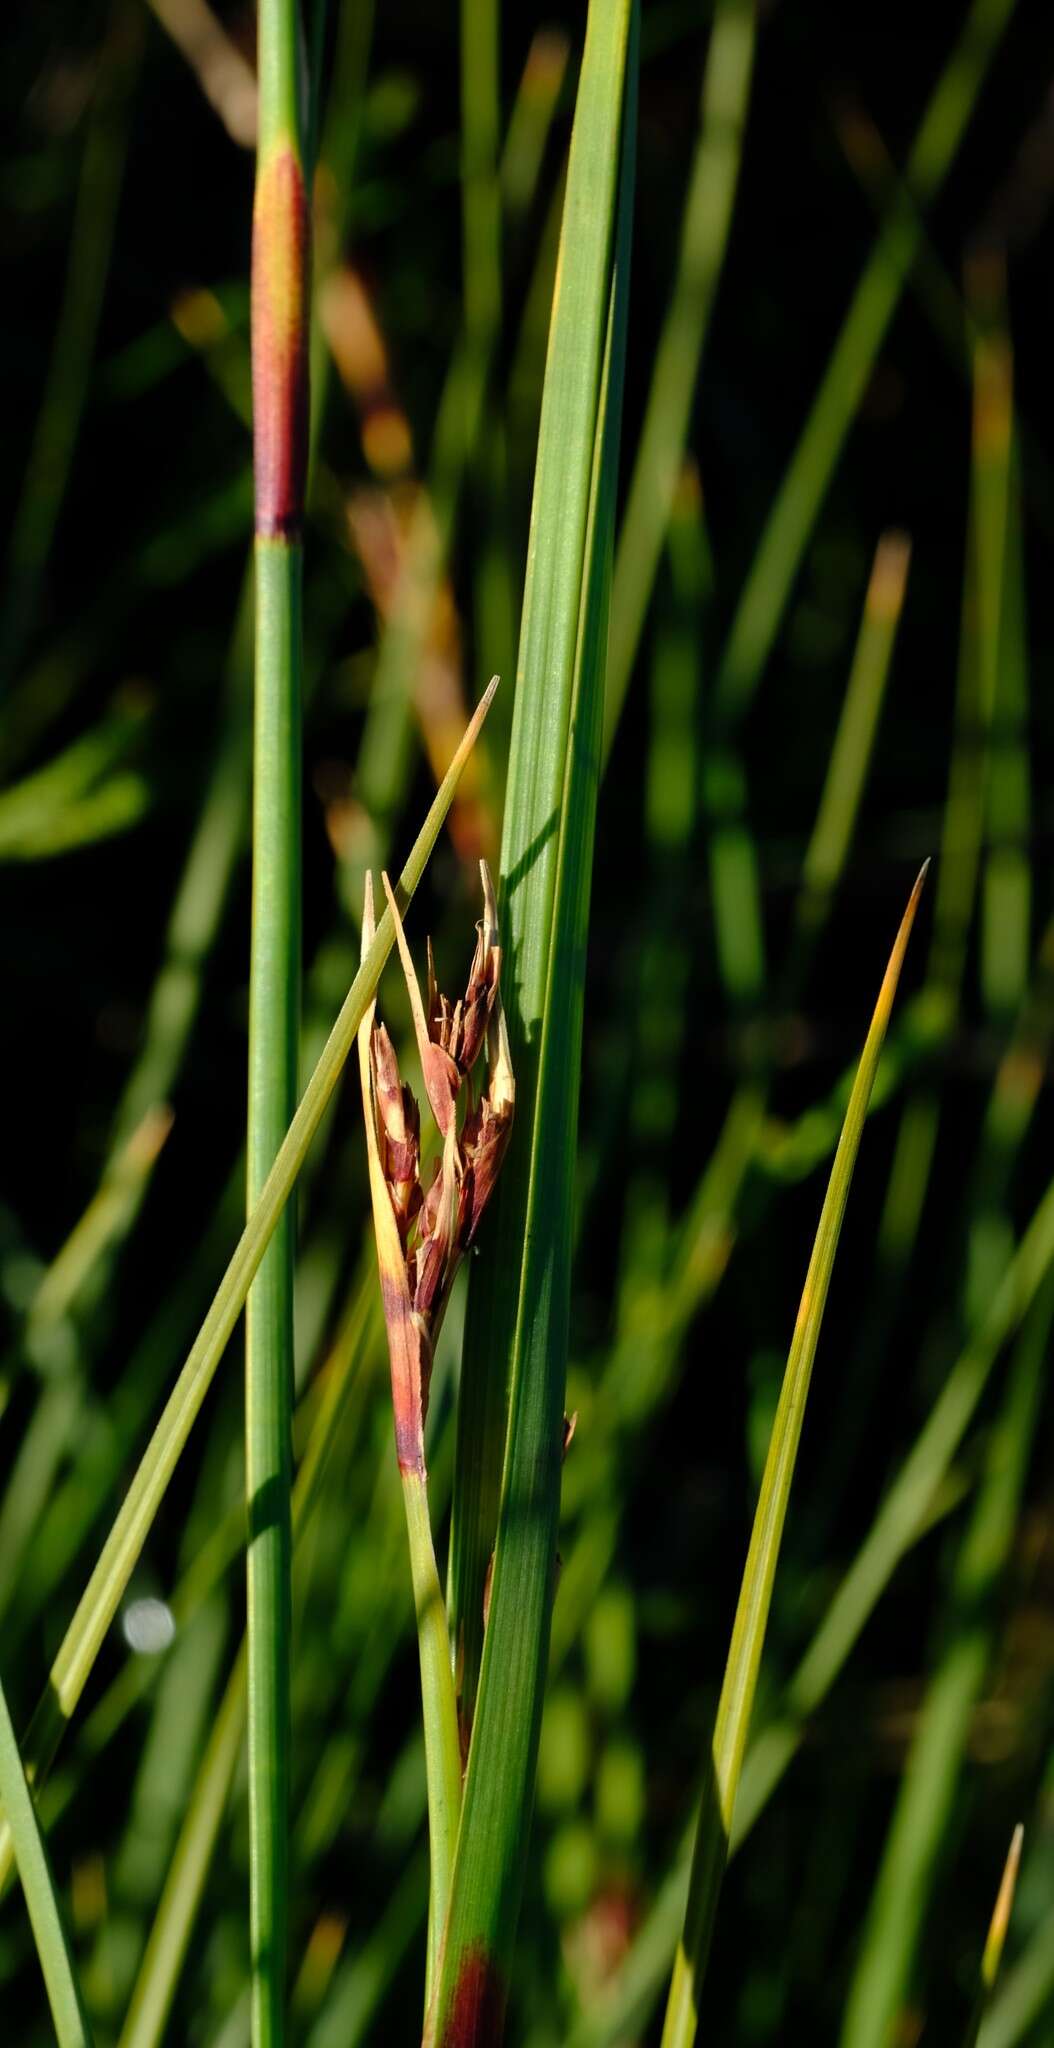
[247,0,308,2040]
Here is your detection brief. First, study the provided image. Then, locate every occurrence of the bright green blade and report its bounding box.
[0,1669,93,2047]
[0,680,496,1894]
[661,866,928,2048]
[445,0,635,1751]
[434,2,638,2037]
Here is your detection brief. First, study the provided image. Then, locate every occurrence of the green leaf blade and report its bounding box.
[0,1670,93,2047]
[436,2,638,2038]
[661,865,928,2048]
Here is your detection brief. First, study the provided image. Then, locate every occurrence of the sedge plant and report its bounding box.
[3,4,1052,2045]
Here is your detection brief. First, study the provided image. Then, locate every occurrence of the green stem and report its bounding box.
[402,1471,463,2004]
[257,0,301,161]
[249,0,308,2021]
[247,540,302,2045]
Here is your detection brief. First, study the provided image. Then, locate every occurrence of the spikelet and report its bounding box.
[359,862,515,1473]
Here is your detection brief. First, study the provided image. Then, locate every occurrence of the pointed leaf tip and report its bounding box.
[461,675,500,754]
[876,861,929,1014]
[479,857,499,943]
[905,857,930,920]
[983,1822,1024,1987]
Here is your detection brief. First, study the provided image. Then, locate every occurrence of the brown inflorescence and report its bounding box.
[251,144,309,539]
[359,862,515,1475]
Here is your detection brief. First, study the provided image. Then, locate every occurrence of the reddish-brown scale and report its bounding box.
[371,1025,421,1237]
[421,1038,461,1136]
[455,1168,474,1247]
[251,145,309,539]
[440,1947,507,2048]
[462,1099,513,1241]
[413,1229,447,1321]
[378,1269,427,1476]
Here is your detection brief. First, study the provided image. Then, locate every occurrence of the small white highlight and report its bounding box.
[122,1597,176,1655]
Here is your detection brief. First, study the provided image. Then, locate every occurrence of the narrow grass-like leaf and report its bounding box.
[977,1892,1054,2048]
[565,935,1054,2048]
[0,681,496,1893]
[733,1175,1054,1850]
[445,0,635,1759]
[661,867,927,2048]
[837,1275,1050,2048]
[0,1670,92,2047]
[966,1826,1025,2048]
[434,4,637,2038]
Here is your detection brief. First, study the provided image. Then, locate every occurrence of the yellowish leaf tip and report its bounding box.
[907,857,930,909]
[463,674,499,750]
[896,857,930,951]
[983,1822,1024,1985]
[873,861,929,1017]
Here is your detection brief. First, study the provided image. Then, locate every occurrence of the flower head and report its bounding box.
[359,861,515,1473]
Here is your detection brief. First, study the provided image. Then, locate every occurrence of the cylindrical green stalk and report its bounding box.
[248,0,308,2039]
[246,546,301,2046]
[401,1471,464,2003]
